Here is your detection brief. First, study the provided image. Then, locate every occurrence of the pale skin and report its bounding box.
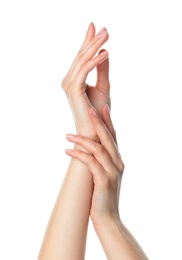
[38,22,148,260]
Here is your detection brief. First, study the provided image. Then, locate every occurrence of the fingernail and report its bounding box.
[65,149,73,154]
[90,107,98,117]
[99,50,108,56]
[98,55,108,65]
[97,28,107,39]
[66,134,75,139]
[105,104,110,114]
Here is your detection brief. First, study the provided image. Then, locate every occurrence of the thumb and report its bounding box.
[96,49,110,92]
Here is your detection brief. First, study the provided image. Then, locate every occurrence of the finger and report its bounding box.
[101,104,117,145]
[96,49,110,93]
[67,28,109,86]
[63,22,96,81]
[63,26,108,88]
[77,28,109,63]
[75,51,109,84]
[89,107,124,172]
[66,134,116,174]
[65,149,106,183]
[79,22,95,51]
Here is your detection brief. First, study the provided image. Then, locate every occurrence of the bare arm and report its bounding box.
[95,218,148,260]
[38,23,110,260]
[66,107,148,260]
[38,157,93,259]
[38,22,148,259]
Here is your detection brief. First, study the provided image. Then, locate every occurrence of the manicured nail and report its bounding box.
[65,149,73,154]
[66,134,75,139]
[104,104,110,114]
[98,55,108,65]
[90,107,98,117]
[99,50,108,56]
[97,28,107,39]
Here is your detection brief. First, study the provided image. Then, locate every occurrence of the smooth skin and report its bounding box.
[66,107,148,259]
[61,22,110,138]
[38,22,111,260]
[38,22,148,260]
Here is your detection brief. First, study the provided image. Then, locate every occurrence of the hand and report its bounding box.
[65,105,124,226]
[61,22,110,139]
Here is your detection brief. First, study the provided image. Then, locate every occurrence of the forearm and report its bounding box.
[38,152,93,260]
[94,217,148,260]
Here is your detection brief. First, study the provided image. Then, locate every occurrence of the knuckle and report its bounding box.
[78,136,89,147]
[78,49,84,56]
[80,63,88,74]
[61,77,66,89]
[118,159,125,172]
[76,150,82,157]
[77,51,86,64]
[61,76,70,92]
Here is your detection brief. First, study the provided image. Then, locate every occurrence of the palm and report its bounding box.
[86,52,110,115]
[86,84,110,115]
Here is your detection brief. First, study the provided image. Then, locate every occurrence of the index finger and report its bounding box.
[79,22,96,52]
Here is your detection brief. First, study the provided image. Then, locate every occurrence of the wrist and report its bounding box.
[76,129,98,141]
[93,215,123,242]
[92,213,121,232]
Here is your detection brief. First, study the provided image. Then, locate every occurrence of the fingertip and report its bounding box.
[98,49,107,55]
[89,107,98,118]
[104,104,110,114]
[101,104,110,118]
[87,21,95,39]
[99,50,109,57]
[89,21,94,28]
[66,134,76,140]
[65,149,73,154]
[97,50,109,72]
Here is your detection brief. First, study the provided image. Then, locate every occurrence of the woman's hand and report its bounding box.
[61,22,110,139]
[65,105,124,226]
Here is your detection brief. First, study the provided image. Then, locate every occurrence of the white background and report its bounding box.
[0,0,182,259]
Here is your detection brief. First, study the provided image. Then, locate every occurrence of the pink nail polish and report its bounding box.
[97,28,107,39]
[65,149,73,153]
[99,50,108,56]
[90,107,98,117]
[105,104,110,114]
[66,134,75,139]
[98,55,108,65]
